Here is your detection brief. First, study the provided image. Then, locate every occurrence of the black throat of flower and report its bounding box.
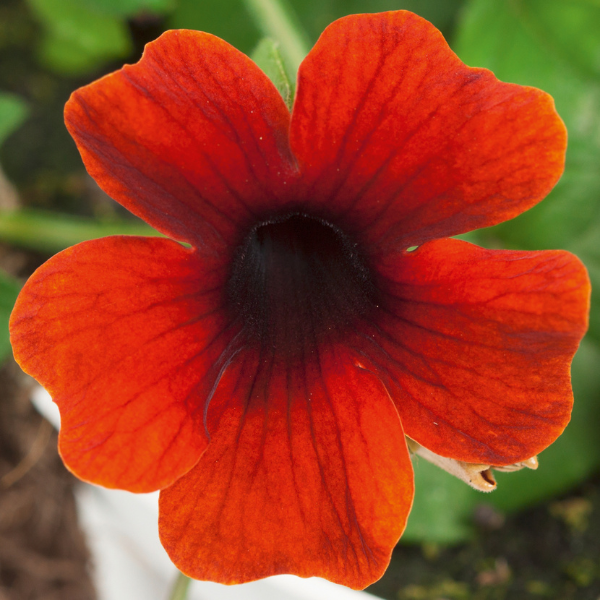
[227,213,378,355]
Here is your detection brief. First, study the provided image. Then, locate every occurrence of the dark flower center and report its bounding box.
[227,214,377,354]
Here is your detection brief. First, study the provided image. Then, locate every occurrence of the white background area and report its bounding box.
[31,386,376,600]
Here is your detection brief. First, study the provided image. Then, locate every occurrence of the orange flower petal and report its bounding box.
[10,11,587,589]
[65,30,297,252]
[159,345,413,589]
[10,236,237,492]
[355,239,590,465]
[291,11,567,252]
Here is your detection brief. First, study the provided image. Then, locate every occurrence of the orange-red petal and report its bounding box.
[290,11,567,253]
[9,236,237,492]
[354,239,589,465]
[65,30,298,252]
[159,345,413,589]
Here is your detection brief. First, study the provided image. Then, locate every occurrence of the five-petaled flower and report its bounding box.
[9,10,590,590]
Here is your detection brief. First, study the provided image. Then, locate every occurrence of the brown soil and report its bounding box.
[369,481,600,600]
[0,358,96,600]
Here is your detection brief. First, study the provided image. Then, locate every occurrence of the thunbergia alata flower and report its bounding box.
[10,10,590,590]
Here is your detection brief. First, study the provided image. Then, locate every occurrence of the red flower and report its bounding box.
[10,11,589,590]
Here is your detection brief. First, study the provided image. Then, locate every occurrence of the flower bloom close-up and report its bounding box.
[9,10,590,591]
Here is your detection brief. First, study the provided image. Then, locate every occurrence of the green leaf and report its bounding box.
[38,35,106,76]
[570,222,600,346]
[0,94,29,148]
[454,0,600,343]
[168,0,261,57]
[0,209,160,254]
[242,0,311,77]
[0,269,21,363]
[26,0,132,75]
[0,93,29,146]
[83,0,176,17]
[251,38,294,109]
[523,0,600,79]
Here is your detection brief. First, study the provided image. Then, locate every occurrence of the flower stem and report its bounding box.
[242,0,311,76]
[0,208,159,253]
[168,571,192,600]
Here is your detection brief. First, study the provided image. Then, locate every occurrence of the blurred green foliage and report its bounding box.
[26,0,173,75]
[0,270,21,362]
[169,0,260,54]
[0,209,158,254]
[0,93,27,361]
[0,93,29,146]
[1,0,599,545]
[83,0,176,18]
[26,0,132,74]
[26,0,466,76]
